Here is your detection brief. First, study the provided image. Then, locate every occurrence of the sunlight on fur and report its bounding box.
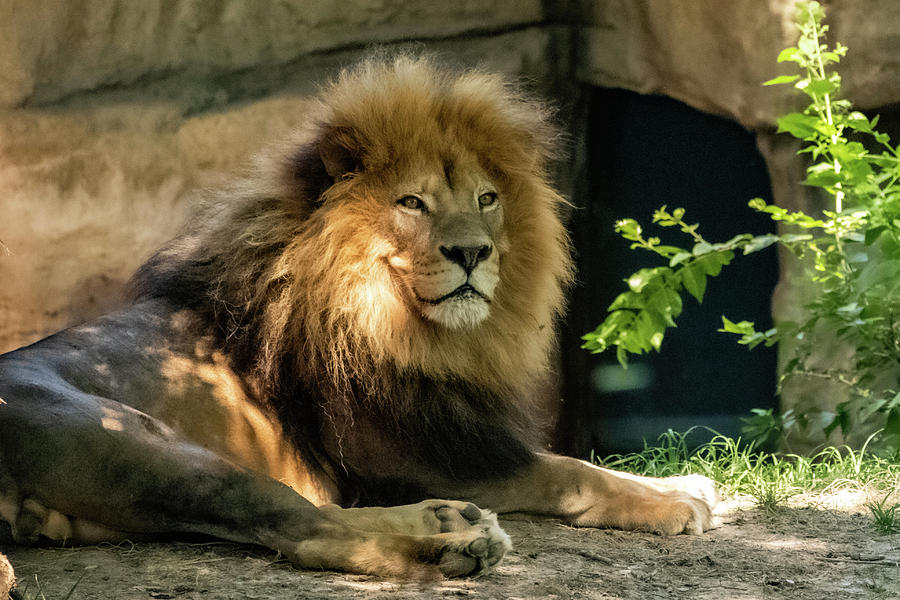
[138,53,573,401]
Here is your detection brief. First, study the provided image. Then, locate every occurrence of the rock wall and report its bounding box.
[0,0,548,107]
[576,0,900,128]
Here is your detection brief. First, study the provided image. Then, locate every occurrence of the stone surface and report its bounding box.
[576,0,798,128]
[829,0,900,111]
[0,0,543,108]
[576,0,900,128]
[0,94,309,352]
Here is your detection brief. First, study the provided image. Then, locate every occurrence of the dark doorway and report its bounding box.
[557,87,779,457]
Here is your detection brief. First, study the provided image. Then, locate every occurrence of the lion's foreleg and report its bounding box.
[0,391,507,577]
[460,452,717,535]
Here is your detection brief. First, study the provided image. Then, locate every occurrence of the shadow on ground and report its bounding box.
[3,499,900,600]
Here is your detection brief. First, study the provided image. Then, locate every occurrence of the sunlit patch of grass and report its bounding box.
[596,428,900,515]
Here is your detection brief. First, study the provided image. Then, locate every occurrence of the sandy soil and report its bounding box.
[3,494,899,600]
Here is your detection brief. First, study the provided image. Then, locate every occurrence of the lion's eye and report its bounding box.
[397,195,425,211]
[478,192,498,208]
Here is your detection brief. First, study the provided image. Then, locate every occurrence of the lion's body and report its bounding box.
[0,56,717,578]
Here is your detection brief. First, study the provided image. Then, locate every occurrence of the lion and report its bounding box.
[0,55,717,579]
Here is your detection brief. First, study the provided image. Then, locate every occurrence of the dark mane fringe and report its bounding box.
[131,54,572,496]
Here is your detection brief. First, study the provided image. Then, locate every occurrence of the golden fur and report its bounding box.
[138,54,572,421]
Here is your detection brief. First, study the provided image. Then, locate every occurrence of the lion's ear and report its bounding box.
[289,126,364,206]
[318,126,364,180]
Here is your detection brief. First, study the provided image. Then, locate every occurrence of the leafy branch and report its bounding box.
[583,0,900,446]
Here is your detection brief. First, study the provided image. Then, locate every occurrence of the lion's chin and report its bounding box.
[420,296,491,330]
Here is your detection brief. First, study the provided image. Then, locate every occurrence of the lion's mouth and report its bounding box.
[417,284,489,305]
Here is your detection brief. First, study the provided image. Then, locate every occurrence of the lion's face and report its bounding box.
[382,157,506,330]
[229,55,573,384]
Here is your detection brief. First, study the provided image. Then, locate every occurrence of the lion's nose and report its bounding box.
[440,244,493,274]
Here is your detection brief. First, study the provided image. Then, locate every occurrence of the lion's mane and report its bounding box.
[134,55,573,500]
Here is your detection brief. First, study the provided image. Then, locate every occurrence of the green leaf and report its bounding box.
[780,233,813,244]
[797,35,818,57]
[669,251,692,267]
[776,47,802,63]
[645,284,683,327]
[846,111,872,133]
[676,251,733,304]
[804,78,836,96]
[742,234,780,255]
[748,198,767,211]
[823,411,846,437]
[805,162,841,187]
[857,397,888,424]
[716,233,754,251]
[776,113,819,139]
[615,218,641,240]
[626,267,667,293]
[692,241,714,256]
[693,250,733,277]
[763,74,801,86]
[719,316,755,335]
[886,407,900,437]
[864,226,885,245]
[748,199,824,228]
[680,262,707,303]
[653,245,686,257]
[823,401,855,438]
[607,291,640,312]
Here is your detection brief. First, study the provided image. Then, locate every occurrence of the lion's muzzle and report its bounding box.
[439,244,493,275]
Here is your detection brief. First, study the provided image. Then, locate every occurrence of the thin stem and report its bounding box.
[809,13,844,214]
[674,218,704,243]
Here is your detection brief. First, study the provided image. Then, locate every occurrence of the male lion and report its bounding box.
[0,56,717,578]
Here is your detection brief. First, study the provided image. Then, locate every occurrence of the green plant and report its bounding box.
[747,474,802,513]
[867,494,900,535]
[582,0,900,446]
[740,408,798,450]
[599,430,900,511]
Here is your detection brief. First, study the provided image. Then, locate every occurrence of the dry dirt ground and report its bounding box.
[3,494,899,600]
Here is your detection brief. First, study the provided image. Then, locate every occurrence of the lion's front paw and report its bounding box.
[284,511,511,578]
[434,516,511,577]
[656,474,721,510]
[574,487,714,535]
[652,490,714,535]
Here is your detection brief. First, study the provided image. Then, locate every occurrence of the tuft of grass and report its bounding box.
[597,428,900,514]
[867,494,900,535]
